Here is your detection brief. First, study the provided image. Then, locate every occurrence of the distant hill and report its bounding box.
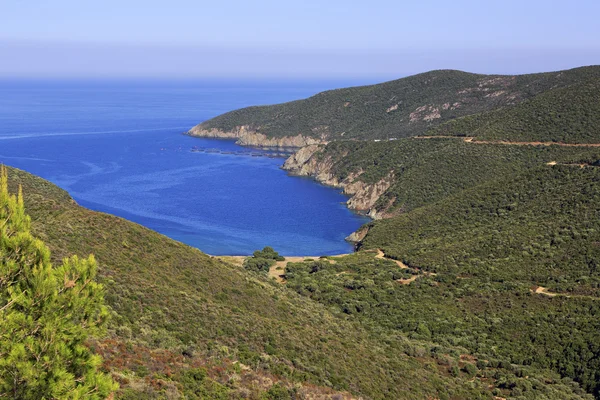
[429,77,600,143]
[189,66,600,146]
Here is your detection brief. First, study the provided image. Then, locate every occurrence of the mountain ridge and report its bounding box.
[188,65,600,147]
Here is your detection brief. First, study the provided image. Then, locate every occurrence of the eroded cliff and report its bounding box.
[283,145,395,220]
[187,125,324,149]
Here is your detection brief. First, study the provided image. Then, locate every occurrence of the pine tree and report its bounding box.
[0,166,117,399]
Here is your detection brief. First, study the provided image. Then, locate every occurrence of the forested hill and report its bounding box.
[428,77,600,143]
[9,165,593,399]
[282,162,600,398]
[189,65,600,143]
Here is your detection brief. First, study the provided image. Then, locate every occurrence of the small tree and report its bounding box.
[244,246,285,274]
[0,166,117,399]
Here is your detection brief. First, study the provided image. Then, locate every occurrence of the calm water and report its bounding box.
[0,80,370,255]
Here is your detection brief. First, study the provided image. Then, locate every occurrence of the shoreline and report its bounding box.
[185,126,325,150]
[215,254,350,284]
[185,131,375,247]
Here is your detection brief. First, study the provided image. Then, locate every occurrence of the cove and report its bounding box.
[0,80,370,255]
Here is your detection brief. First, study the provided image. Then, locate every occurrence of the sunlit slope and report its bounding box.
[192,66,600,141]
[429,77,600,143]
[6,165,575,399]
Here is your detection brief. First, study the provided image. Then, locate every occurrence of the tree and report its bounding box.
[244,246,285,274]
[0,166,117,399]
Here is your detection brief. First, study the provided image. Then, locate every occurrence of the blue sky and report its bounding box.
[1,0,599,78]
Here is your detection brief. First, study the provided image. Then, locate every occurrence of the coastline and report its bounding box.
[215,254,349,284]
[185,131,376,247]
[186,125,326,149]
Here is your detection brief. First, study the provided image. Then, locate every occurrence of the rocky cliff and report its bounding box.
[187,125,325,149]
[283,145,394,220]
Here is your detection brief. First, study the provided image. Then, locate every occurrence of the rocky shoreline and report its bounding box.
[282,145,394,220]
[186,127,396,244]
[187,125,325,149]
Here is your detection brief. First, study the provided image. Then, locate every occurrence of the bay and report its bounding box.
[0,79,370,255]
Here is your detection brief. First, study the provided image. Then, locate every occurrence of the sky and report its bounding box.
[1,0,599,79]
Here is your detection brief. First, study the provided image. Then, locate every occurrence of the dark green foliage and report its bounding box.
[261,383,295,400]
[0,167,117,399]
[361,166,600,396]
[464,363,478,377]
[6,166,532,399]
[284,165,600,397]
[244,246,285,273]
[286,252,596,399]
[193,66,600,141]
[244,257,274,273]
[254,246,286,261]
[429,78,600,143]
[362,165,600,288]
[302,138,599,214]
[178,368,229,399]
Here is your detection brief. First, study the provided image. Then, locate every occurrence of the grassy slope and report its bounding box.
[195,66,600,141]
[284,165,600,398]
[3,165,553,400]
[429,78,600,143]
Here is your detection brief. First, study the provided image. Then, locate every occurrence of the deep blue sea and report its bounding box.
[0,79,370,255]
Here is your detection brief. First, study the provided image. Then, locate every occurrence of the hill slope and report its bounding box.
[7,166,587,399]
[282,138,600,219]
[282,163,600,398]
[189,66,600,147]
[429,77,600,143]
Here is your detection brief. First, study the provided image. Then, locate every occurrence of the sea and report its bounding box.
[0,79,371,255]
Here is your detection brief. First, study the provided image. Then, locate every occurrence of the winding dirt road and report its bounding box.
[414,136,600,147]
[374,249,435,284]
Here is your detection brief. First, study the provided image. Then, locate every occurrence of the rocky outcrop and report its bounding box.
[283,146,395,220]
[345,225,370,244]
[345,176,394,219]
[187,125,324,149]
[282,144,323,170]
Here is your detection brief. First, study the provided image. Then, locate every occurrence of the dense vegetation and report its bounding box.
[6,65,600,398]
[193,66,600,141]
[362,165,600,290]
[429,78,600,143]
[300,138,599,215]
[0,168,117,399]
[284,164,600,398]
[276,68,600,398]
[6,166,577,399]
[191,64,600,398]
[244,246,285,273]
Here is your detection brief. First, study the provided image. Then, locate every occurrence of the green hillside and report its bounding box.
[361,164,600,396]
[192,66,600,141]
[285,138,599,216]
[6,64,600,398]
[429,77,600,143]
[284,164,600,398]
[7,166,584,399]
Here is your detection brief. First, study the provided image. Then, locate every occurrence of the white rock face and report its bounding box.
[187,125,324,149]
